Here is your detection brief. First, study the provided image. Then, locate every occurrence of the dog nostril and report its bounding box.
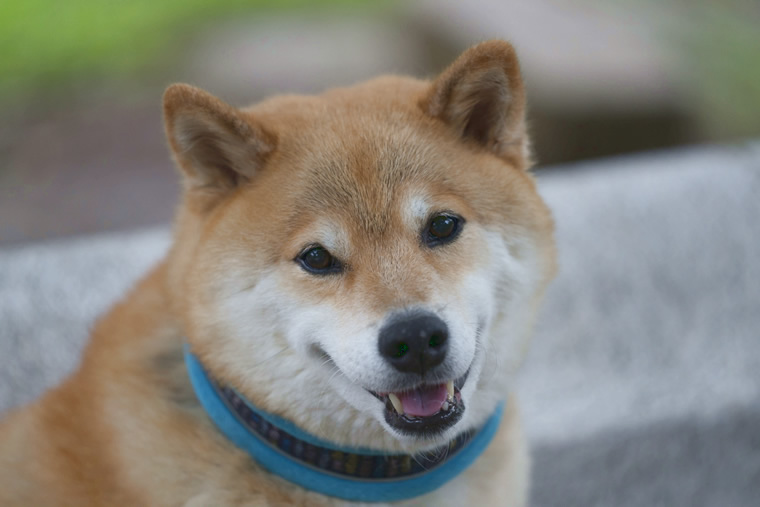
[428,333,444,348]
[395,342,410,358]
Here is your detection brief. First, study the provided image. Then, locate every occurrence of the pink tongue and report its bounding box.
[396,384,448,417]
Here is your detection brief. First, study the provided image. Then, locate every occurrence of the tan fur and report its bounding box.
[0,41,556,506]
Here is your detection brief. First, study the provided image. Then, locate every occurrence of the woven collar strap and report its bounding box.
[184,345,504,503]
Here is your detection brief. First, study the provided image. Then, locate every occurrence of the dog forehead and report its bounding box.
[287,120,445,235]
[245,82,533,242]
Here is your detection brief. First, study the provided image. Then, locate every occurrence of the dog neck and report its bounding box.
[184,345,504,503]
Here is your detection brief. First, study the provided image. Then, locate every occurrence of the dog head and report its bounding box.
[163,41,556,452]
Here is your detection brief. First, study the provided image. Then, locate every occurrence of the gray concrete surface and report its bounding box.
[522,143,760,506]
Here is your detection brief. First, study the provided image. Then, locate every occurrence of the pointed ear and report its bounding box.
[163,84,276,195]
[420,40,529,165]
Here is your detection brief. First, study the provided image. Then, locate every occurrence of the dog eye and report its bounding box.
[424,214,462,247]
[297,246,341,274]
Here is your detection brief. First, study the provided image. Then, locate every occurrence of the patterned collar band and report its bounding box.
[184,345,505,503]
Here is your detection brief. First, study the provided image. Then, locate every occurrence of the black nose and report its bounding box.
[378,312,449,375]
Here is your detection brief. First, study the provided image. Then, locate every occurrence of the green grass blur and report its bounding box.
[683,3,760,138]
[0,0,371,99]
[609,0,760,139]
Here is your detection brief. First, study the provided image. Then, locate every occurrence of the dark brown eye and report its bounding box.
[430,215,456,238]
[298,246,341,274]
[425,214,462,246]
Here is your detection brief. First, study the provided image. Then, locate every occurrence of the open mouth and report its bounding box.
[370,372,469,436]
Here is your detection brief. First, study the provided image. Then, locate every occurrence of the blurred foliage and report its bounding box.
[681,3,760,138]
[607,0,760,139]
[0,0,373,99]
[1,0,757,141]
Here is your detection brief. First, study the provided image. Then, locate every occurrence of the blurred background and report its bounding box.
[2,3,759,505]
[0,0,758,245]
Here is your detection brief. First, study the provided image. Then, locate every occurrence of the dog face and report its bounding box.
[164,41,556,452]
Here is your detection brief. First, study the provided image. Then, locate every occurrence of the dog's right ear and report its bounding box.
[163,84,276,199]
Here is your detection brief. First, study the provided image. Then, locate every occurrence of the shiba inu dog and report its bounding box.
[0,40,556,506]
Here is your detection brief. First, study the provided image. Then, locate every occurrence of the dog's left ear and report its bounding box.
[421,40,529,165]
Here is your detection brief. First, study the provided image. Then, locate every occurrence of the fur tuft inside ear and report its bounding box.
[421,40,529,165]
[163,84,276,193]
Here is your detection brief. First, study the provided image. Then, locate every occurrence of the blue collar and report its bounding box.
[184,345,504,503]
